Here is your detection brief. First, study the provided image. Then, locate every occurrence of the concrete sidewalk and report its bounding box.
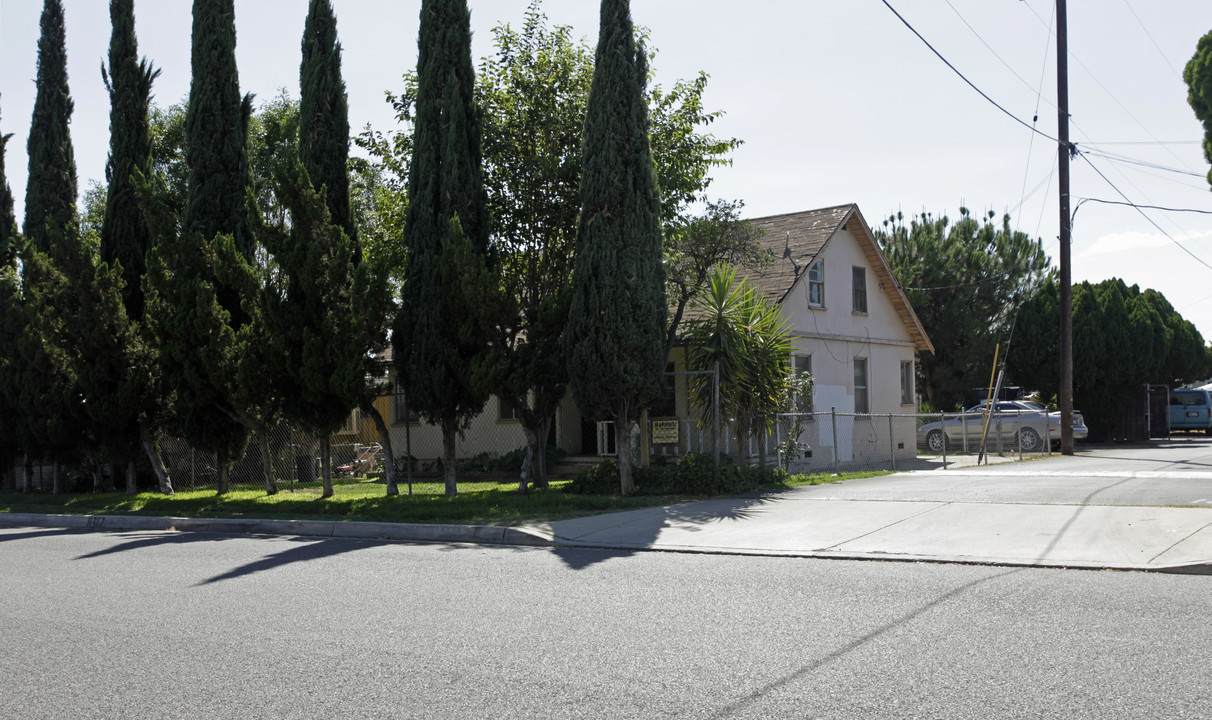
[526,489,1212,573]
[5,453,1211,573]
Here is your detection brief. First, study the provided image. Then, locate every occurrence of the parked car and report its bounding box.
[917,400,1089,453]
[1168,388,1212,433]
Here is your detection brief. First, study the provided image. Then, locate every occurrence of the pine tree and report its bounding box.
[100,0,160,320]
[564,0,668,496]
[393,0,493,496]
[23,0,77,255]
[299,0,357,257]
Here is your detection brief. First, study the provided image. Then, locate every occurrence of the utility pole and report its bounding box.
[1057,0,1074,455]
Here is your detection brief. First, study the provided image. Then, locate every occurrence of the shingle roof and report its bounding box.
[743,204,934,354]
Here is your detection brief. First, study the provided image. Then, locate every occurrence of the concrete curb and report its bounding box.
[0,512,553,548]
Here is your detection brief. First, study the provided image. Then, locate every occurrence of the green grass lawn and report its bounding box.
[0,471,884,526]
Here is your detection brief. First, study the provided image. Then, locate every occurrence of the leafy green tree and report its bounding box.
[1009,279,1209,438]
[470,3,592,491]
[564,0,667,496]
[875,208,1051,410]
[686,265,791,466]
[23,0,77,255]
[1184,29,1212,188]
[393,0,493,497]
[663,199,770,361]
[355,0,742,278]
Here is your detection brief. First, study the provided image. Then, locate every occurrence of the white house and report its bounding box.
[742,203,934,468]
[363,203,933,469]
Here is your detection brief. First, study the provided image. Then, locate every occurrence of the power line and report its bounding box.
[1019,0,1198,173]
[1078,147,1208,179]
[1077,153,1212,273]
[1121,0,1184,80]
[1074,197,1212,216]
[944,0,1057,115]
[880,0,1058,143]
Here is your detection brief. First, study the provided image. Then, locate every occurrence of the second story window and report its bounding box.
[852,266,867,313]
[808,260,824,307]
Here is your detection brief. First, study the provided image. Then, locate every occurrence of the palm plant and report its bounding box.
[687,264,791,464]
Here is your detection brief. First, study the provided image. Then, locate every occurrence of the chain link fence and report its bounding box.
[5,402,1073,494]
[772,408,1059,474]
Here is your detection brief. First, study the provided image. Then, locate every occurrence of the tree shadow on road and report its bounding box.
[0,527,89,543]
[547,495,778,570]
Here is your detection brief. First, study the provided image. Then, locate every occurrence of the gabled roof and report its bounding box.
[745,204,934,354]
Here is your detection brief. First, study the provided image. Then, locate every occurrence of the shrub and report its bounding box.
[565,453,787,497]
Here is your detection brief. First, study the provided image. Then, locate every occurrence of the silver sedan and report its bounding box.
[917,400,1089,453]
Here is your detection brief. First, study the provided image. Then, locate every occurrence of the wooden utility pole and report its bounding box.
[1057,0,1074,455]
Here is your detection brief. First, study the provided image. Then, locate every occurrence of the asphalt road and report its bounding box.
[808,436,1212,507]
[2,527,1209,718]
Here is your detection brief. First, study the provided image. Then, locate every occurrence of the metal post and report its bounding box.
[776,413,784,472]
[940,412,947,466]
[713,360,721,467]
[831,407,839,475]
[888,413,896,471]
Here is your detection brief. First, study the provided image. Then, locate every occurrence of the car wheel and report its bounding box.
[1016,427,1042,452]
[925,429,947,453]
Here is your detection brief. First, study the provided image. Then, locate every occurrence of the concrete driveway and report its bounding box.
[529,440,1212,572]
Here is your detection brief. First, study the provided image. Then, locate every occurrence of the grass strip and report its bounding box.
[0,471,884,527]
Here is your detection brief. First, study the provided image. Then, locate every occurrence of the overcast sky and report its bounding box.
[2,1,1211,343]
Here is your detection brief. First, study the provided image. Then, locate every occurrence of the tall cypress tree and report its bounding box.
[393,0,492,496]
[23,0,77,254]
[100,0,160,320]
[564,0,667,496]
[145,0,256,493]
[0,108,20,489]
[299,0,356,258]
[0,104,16,266]
[182,0,253,259]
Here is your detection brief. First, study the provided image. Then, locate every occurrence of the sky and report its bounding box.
[2,0,1212,342]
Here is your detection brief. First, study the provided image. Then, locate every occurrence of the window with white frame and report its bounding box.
[900,360,914,406]
[791,355,813,414]
[808,260,824,307]
[854,357,869,414]
[852,266,867,314]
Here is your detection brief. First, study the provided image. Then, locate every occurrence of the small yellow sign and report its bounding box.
[651,419,679,444]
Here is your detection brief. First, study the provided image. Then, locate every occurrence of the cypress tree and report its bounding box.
[144,0,257,493]
[393,0,492,496]
[0,109,19,488]
[183,0,253,259]
[100,0,160,320]
[23,0,78,254]
[299,0,357,258]
[0,104,15,266]
[564,0,667,496]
